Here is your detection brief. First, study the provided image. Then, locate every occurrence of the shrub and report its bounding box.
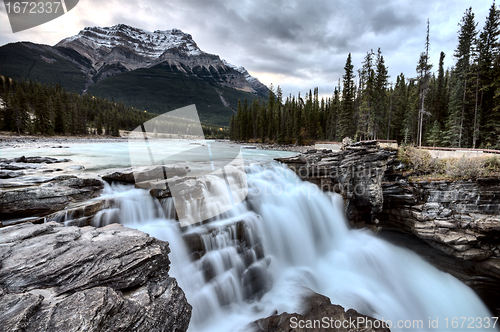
[398,146,432,174]
[484,156,500,172]
[398,147,496,179]
[445,156,486,179]
[429,157,447,175]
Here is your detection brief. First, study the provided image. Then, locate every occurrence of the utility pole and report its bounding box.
[387,83,393,140]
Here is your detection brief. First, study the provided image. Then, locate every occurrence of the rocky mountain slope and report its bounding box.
[55,24,268,95]
[0,24,269,125]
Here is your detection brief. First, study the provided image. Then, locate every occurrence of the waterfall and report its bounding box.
[88,163,493,332]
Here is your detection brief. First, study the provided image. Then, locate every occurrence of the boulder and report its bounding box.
[0,156,71,164]
[0,222,192,332]
[101,165,190,184]
[0,171,25,179]
[250,292,390,332]
[0,175,104,220]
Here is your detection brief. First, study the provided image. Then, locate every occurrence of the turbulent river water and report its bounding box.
[3,141,495,331]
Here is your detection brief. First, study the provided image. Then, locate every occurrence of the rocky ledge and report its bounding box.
[0,175,103,222]
[276,141,396,224]
[250,292,390,332]
[0,221,191,332]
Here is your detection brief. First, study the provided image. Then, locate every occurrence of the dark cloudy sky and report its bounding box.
[0,0,494,97]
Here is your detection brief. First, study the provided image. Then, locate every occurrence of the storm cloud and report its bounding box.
[0,0,493,97]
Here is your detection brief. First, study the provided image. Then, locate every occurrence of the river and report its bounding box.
[1,140,495,332]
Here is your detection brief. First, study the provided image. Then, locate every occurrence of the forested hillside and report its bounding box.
[0,76,154,136]
[230,4,500,149]
[0,76,229,138]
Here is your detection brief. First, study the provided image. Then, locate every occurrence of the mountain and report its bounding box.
[0,24,269,125]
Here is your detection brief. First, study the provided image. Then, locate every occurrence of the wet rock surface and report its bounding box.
[183,218,271,300]
[0,221,192,332]
[0,156,72,177]
[250,292,390,332]
[0,156,71,164]
[101,165,190,184]
[0,175,104,220]
[0,170,25,179]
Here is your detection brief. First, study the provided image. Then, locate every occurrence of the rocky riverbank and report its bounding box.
[0,155,194,331]
[0,156,104,225]
[0,134,312,153]
[0,133,128,149]
[276,141,500,315]
[0,221,191,332]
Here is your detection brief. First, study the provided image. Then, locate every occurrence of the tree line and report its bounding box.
[230,4,500,149]
[0,76,155,136]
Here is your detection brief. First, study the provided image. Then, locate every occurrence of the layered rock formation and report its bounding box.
[275,141,396,224]
[380,179,500,261]
[276,143,500,315]
[0,175,103,222]
[0,221,192,332]
[379,178,500,315]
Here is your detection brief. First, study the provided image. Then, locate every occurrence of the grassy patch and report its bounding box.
[398,146,500,181]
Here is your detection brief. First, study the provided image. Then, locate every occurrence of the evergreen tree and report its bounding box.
[435,52,448,130]
[416,19,433,146]
[53,92,65,134]
[339,53,356,139]
[34,87,53,135]
[392,74,408,143]
[374,48,389,140]
[96,113,104,135]
[447,7,478,147]
[477,1,500,148]
[358,50,375,140]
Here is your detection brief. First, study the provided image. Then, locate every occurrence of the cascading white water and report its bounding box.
[92,163,494,332]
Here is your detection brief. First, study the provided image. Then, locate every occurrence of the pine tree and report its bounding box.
[96,113,104,135]
[444,72,464,147]
[339,53,356,139]
[34,87,53,135]
[448,7,478,147]
[416,19,433,146]
[478,1,500,148]
[358,50,375,140]
[53,92,65,134]
[374,48,389,140]
[392,74,407,143]
[435,52,448,129]
[427,120,441,147]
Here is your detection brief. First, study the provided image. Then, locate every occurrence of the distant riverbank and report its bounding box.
[0,133,127,149]
[0,133,314,154]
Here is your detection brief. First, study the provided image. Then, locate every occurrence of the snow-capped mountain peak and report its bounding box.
[55,24,269,96]
[57,24,203,58]
[222,59,259,85]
